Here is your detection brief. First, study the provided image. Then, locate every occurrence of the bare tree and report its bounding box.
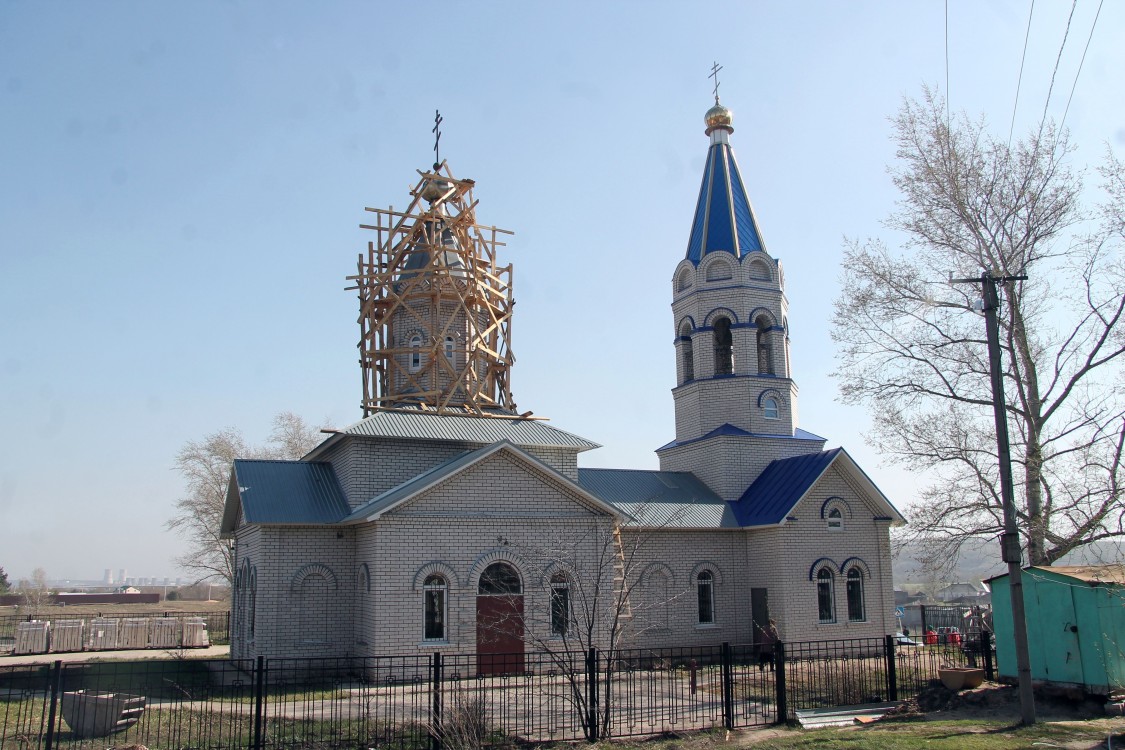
[0,567,10,594]
[832,87,1125,571]
[166,412,325,585]
[496,509,685,741]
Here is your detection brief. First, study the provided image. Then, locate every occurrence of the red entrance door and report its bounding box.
[476,595,524,675]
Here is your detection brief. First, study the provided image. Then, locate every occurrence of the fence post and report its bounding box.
[430,652,443,750]
[884,634,899,702]
[586,647,599,742]
[42,660,63,750]
[721,642,734,729]
[982,630,994,681]
[252,655,265,750]
[774,641,787,725]
[919,604,928,635]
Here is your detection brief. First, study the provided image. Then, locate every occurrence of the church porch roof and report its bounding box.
[221,460,350,535]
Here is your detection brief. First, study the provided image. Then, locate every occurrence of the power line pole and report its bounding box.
[952,270,1035,725]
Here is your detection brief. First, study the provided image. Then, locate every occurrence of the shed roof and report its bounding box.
[223,460,350,532]
[577,468,737,528]
[992,565,1125,586]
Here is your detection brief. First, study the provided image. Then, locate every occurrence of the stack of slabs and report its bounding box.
[87,618,119,650]
[150,618,181,649]
[49,620,85,652]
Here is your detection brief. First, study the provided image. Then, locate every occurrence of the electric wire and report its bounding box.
[1036,0,1079,142]
[1009,0,1037,149]
[1058,0,1104,134]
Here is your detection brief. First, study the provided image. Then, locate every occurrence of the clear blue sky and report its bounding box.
[1,1,1121,582]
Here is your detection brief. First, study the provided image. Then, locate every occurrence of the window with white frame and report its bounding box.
[846,569,866,622]
[423,574,447,641]
[550,574,570,636]
[817,568,836,623]
[763,397,779,420]
[697,570,715,624]
[444,336,455,365]
[827,507,843,530]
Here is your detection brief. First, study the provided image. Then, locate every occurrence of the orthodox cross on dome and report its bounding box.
[432,109,443,169]
[709,61,723,103]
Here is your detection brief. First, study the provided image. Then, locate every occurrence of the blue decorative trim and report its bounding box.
[677,315,697,332]
[747,307,778,327]
[756,389,782,408]
[820,496,853,519]
[808,558,839,581]
[840,557,870,576]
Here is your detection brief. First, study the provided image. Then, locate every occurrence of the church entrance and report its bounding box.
[476,562,524,675]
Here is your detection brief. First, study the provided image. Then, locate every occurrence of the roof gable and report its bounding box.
[221,460,350,535]
[732,448,905,527]
[342,440,619,524]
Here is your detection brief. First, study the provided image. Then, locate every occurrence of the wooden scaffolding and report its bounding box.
[348,162,517,417]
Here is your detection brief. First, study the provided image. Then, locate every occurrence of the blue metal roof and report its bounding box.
[731,449,843,526]
[685,143,766,264]
[231,460,350,525]
[577,468,737,528]
[656,424,826,452]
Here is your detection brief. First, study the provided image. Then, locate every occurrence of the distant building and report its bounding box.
[936,582,989,602]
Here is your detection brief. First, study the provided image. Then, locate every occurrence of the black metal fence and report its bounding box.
[0,612,231,654]
[1,633,994,750]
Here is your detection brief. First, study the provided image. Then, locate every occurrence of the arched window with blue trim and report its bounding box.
[755,314,774,374]
[679,321,694,383]
[846,568,866,622]
[817,568,836,623]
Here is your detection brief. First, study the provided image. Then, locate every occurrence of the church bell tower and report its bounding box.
[657,92,823,499]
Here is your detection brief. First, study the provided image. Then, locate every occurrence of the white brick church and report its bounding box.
[222,96,904,666]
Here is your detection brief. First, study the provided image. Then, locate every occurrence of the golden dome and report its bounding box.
[705,100,734,134]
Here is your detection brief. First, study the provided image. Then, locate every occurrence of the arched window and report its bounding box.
[748,259,771,281]
[444,336,455,365]
[763,397,779,420]
[846,569,866,622]
[676,268,693,292]
[827,508,843,530]
[756,315,774,374]
[409,335,422,372]
[817,569,835,623]
[550,574,570,636]
[423,574,447,641]
[697,570,715,624]
[713,317,733,376]
[679,322,694,383]
[478,562,521,595]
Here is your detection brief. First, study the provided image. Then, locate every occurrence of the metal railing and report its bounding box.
[0,633,995,749]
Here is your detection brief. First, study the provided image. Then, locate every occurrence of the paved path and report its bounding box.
[0,644,230,666]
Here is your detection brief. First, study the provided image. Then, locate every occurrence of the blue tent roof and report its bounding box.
[685,142,766,264]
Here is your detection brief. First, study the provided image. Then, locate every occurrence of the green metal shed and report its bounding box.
[989,565,1125,695]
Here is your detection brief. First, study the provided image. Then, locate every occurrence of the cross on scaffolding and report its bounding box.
[432,109,443,169]
[709,61,723,102]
